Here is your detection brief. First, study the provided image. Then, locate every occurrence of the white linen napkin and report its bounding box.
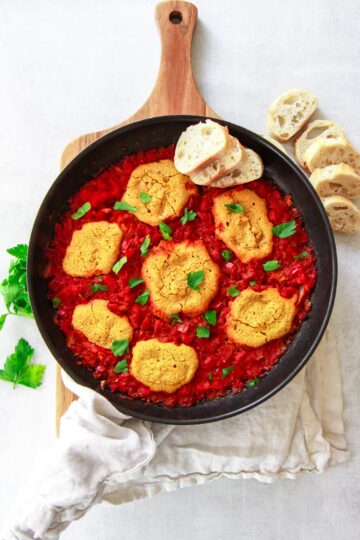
[1,323,349,540]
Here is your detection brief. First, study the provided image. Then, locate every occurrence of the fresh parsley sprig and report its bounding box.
[0,338,45,389]
[272,220,296,238]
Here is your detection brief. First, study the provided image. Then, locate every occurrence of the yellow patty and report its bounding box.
[121,160,197,226]
[72,299,133,349]
[63,221,122,277]
[212,189,273,263]
[130,339,198,393]
[226,288,297,348]
[142,240,220,319]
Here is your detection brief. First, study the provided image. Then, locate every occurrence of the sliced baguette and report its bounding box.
[322,195,360,233]
[210,148,264,188]
[263,135,287,154]
[303,137,360,174]
[190,136,243,186]
[295,119,346,167]
[174,120,229,175]
[267,89,318,141]
[310,163,360,199]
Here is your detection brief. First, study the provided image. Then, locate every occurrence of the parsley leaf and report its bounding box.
[225,203,244,214]
[170,314,182,324]
[112,256,127,274]
[129,277,144,288]
[227,285,240,297]
[135,290,150,305]
[140,235,151,257]
[272,220,296,238]
[0,314,7,330]
[52,297,61,309]
[222,365,234,378]
[294,251,308,260]
[221,250,233,262]
[204,310,217,326]
[114,359,128,374]
[7,244,28,260]
[159,221,172,240]
[111,339,129,357]
[181,208,197,225]
[71,202,91,220]
[139,192,152,204]
[113,201,137,213]
[0,338,45,389]
[90,284,109,294]
[208,373,213,381]
[249,280,256,286]
[263,260,281,272]
[196,326,210,338]
[246,377,260,388]
[187,271,204,291]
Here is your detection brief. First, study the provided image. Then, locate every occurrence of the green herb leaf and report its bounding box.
[272,220,296,238]
[71,202,91,220]
[0,314,7,330]
[221,250,233,262]
[139,192,152,204]
[249,280,256,286]
[129,277,144,288]
[111,339,129,357]
[0,338,45,389]
[140,235,151,257]
[187,271,204,291]
[204,310,217,326]
[196,326,210,338]
[52,297,61,309]
[135,290,150,305]
[181,208,197,225]
[90,283,109,294]
[227,285,240,297]
[225,203,244,214]
[208,373,213,381]
[114,359,128,374]
[294,251,308,260]
[169,314,182,324]
[263,260,281,272]
[112,256,127,273]
[7,244,28,260]
[159,221,172,240]
[246,377,260,388]
[222,365,234,378]
[113,201,137,213]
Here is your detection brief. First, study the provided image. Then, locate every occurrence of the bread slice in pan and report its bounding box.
[263,135,288,154]
[267,89,318,141]
[322,195,360,233]
[310,163,360,199]
[295,119,346,168]
[303,137,360,174]
[210,148,264,188]
[174,119,229,175]
[190,136,243,186]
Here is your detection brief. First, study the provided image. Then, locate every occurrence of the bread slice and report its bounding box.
[295,119,346,167]
[210,148,264,188]
[303,137,360,174]
[263,135,287,154]
[190,136,243,186]
[267,89,318,141]
[310,163,360,199]
[174,120,229,175]
[322,195,360,233]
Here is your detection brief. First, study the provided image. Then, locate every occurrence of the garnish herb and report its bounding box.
[90,284,109,294]
[112,256,127,273]
[225,203,244,214]
[140,235,151,256]
[187,271,204,291]
[71,202,91,220]
[0,244,33,330]
[0,338,45,389]
[135,290,150,305]
[222,365,234,378]
[181,208,197,225]
[227,285,240,297]
[129,277,144,288]
[113,201,137,213]
[294,251,308,260]
[159,221,172,240]
[52,298,61,309]
[111,339,129,357]
[169,314,182,324]
[272,220,296,239]
[249,280,256,286]
[204,310,216,326]
[246,377,260,388]
[221,250,233,262]
[139,192,152,204]
[196,326,210,338]
[263,260,281,272]
[114,359,128,374]
[208,373,213,381]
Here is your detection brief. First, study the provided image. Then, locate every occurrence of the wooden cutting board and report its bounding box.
[56,0,219,434]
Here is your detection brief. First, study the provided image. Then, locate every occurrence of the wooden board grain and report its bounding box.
[56,0,219,434]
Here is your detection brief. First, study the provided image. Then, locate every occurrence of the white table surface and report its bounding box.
[0,0,359,538]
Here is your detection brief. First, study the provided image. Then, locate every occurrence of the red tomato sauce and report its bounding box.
[44,145,316,407]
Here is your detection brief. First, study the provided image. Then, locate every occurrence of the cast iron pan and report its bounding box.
[27,115,337,424]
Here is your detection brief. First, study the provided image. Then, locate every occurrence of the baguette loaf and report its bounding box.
[295,119,346,167]
[210,149,264,188]
[303,137,360,174]
[310,163,360,199]
[267,89,318,141]
[190,136,243,186]
[322,195,360,233]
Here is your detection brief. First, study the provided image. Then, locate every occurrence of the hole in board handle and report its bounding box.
[169,10,183,24]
